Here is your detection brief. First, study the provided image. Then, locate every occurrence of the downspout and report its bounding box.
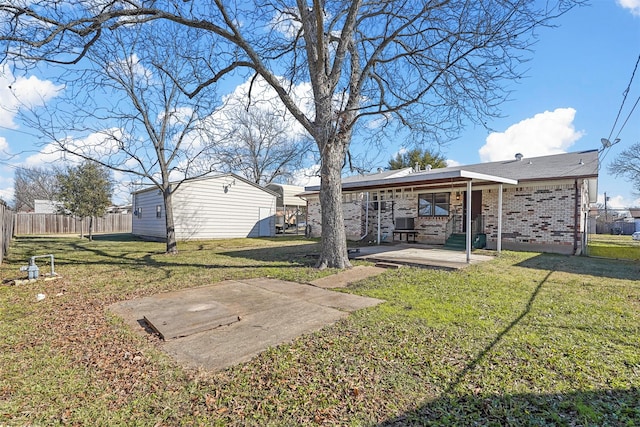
[377,192,381,245]
[573,179,579,255]
[359,192,370,240]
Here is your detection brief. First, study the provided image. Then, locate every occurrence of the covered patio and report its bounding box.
[340,169,519,264]
[349,243,496,270]
[304,151,599,257]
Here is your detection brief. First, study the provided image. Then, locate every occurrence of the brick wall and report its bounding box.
[306,196,321,238]
[306,180,588,254]
[482,182,584,254]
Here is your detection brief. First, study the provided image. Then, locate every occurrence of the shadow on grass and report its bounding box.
[7,236,304,273]
[220,243,321,265]
[379,266,639,425]
[89,233,144,242]
[379,387,639,426]
[516,253,640,281]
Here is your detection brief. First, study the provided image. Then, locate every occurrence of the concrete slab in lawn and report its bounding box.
[109,278,383,371]
[309,265,388,288]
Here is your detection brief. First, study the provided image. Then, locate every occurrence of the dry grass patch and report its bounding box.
[1,235,638,425]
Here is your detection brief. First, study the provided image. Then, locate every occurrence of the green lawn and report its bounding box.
[1,235,638,426]
[588,233,640,260]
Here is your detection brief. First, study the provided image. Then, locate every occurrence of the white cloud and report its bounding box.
[0,185,13,204]
[22,142,72,168]
[597,192,640,209]
[479,108,584,162]
[0,65,63,129]
[617,0,640,15]
[446,159,461,167]
[0,136,8,152]
[0,167,14,204]
[290,165,320,188]
[204,75,313,154]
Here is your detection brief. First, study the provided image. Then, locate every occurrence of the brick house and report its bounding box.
[303,150,598,256]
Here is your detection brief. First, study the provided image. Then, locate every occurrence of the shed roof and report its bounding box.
[132,173,278,197]
[265,183,306,207]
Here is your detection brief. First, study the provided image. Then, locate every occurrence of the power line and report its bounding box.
[606,53,640,142]
[613,94,640,141]
[599,53,640,166]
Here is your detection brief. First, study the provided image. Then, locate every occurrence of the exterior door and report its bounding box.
[258,207,272,237]
[462,190,482,232]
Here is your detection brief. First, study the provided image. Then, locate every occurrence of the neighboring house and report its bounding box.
[303,150,599,255]
[132,173,277,240]
[33,199,62,214]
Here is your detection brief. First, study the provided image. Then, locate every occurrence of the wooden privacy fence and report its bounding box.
[14,213,132,236]
[0,202,14,264]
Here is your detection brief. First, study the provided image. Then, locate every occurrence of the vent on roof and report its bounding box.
[425,164,432,171]
[515,153,523,161]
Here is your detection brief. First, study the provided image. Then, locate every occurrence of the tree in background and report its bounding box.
[55,161,112,241]
[13,166,59,212]
[0,0,584,268]
[6,22,222,254]
[388,148,448,171]
[608,142,640,197]
[216,106,313,185]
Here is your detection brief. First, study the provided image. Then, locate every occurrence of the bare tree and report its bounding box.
[0,0,583,267]
[216,106,313,185]
[608,142,640,196]
[4,21,224,254]
[13,166,59,212]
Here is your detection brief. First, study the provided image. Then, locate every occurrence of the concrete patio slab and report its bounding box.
[309,265,387,288]
[351,244,495,270]
[109,278,383,371]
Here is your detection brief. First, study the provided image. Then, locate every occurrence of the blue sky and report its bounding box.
[0,0,639,208]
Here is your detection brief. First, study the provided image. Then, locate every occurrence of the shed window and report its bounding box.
[156,205,162,218]
[418,193,450,217]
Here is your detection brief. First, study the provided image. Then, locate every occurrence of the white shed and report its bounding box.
[132,173,277,240]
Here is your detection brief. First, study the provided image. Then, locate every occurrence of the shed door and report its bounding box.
[259,207,272,237]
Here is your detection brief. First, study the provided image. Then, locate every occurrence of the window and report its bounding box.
[156,205,162,218]
[418,193,450,217]
[136,207,142,218]
[373,192,386,211]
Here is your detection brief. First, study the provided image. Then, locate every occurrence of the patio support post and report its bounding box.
[377,191,381,245]
[497,183,503,253]
[466,180,472,263]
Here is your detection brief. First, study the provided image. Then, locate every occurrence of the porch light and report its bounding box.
[456,191,460,201]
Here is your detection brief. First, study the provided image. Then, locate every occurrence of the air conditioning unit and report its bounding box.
[395,217,414,230]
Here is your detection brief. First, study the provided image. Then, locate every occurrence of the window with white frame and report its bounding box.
[418,193,450,217]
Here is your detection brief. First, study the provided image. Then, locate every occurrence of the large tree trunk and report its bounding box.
[163,189,178,254]
[316,141,352,270]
